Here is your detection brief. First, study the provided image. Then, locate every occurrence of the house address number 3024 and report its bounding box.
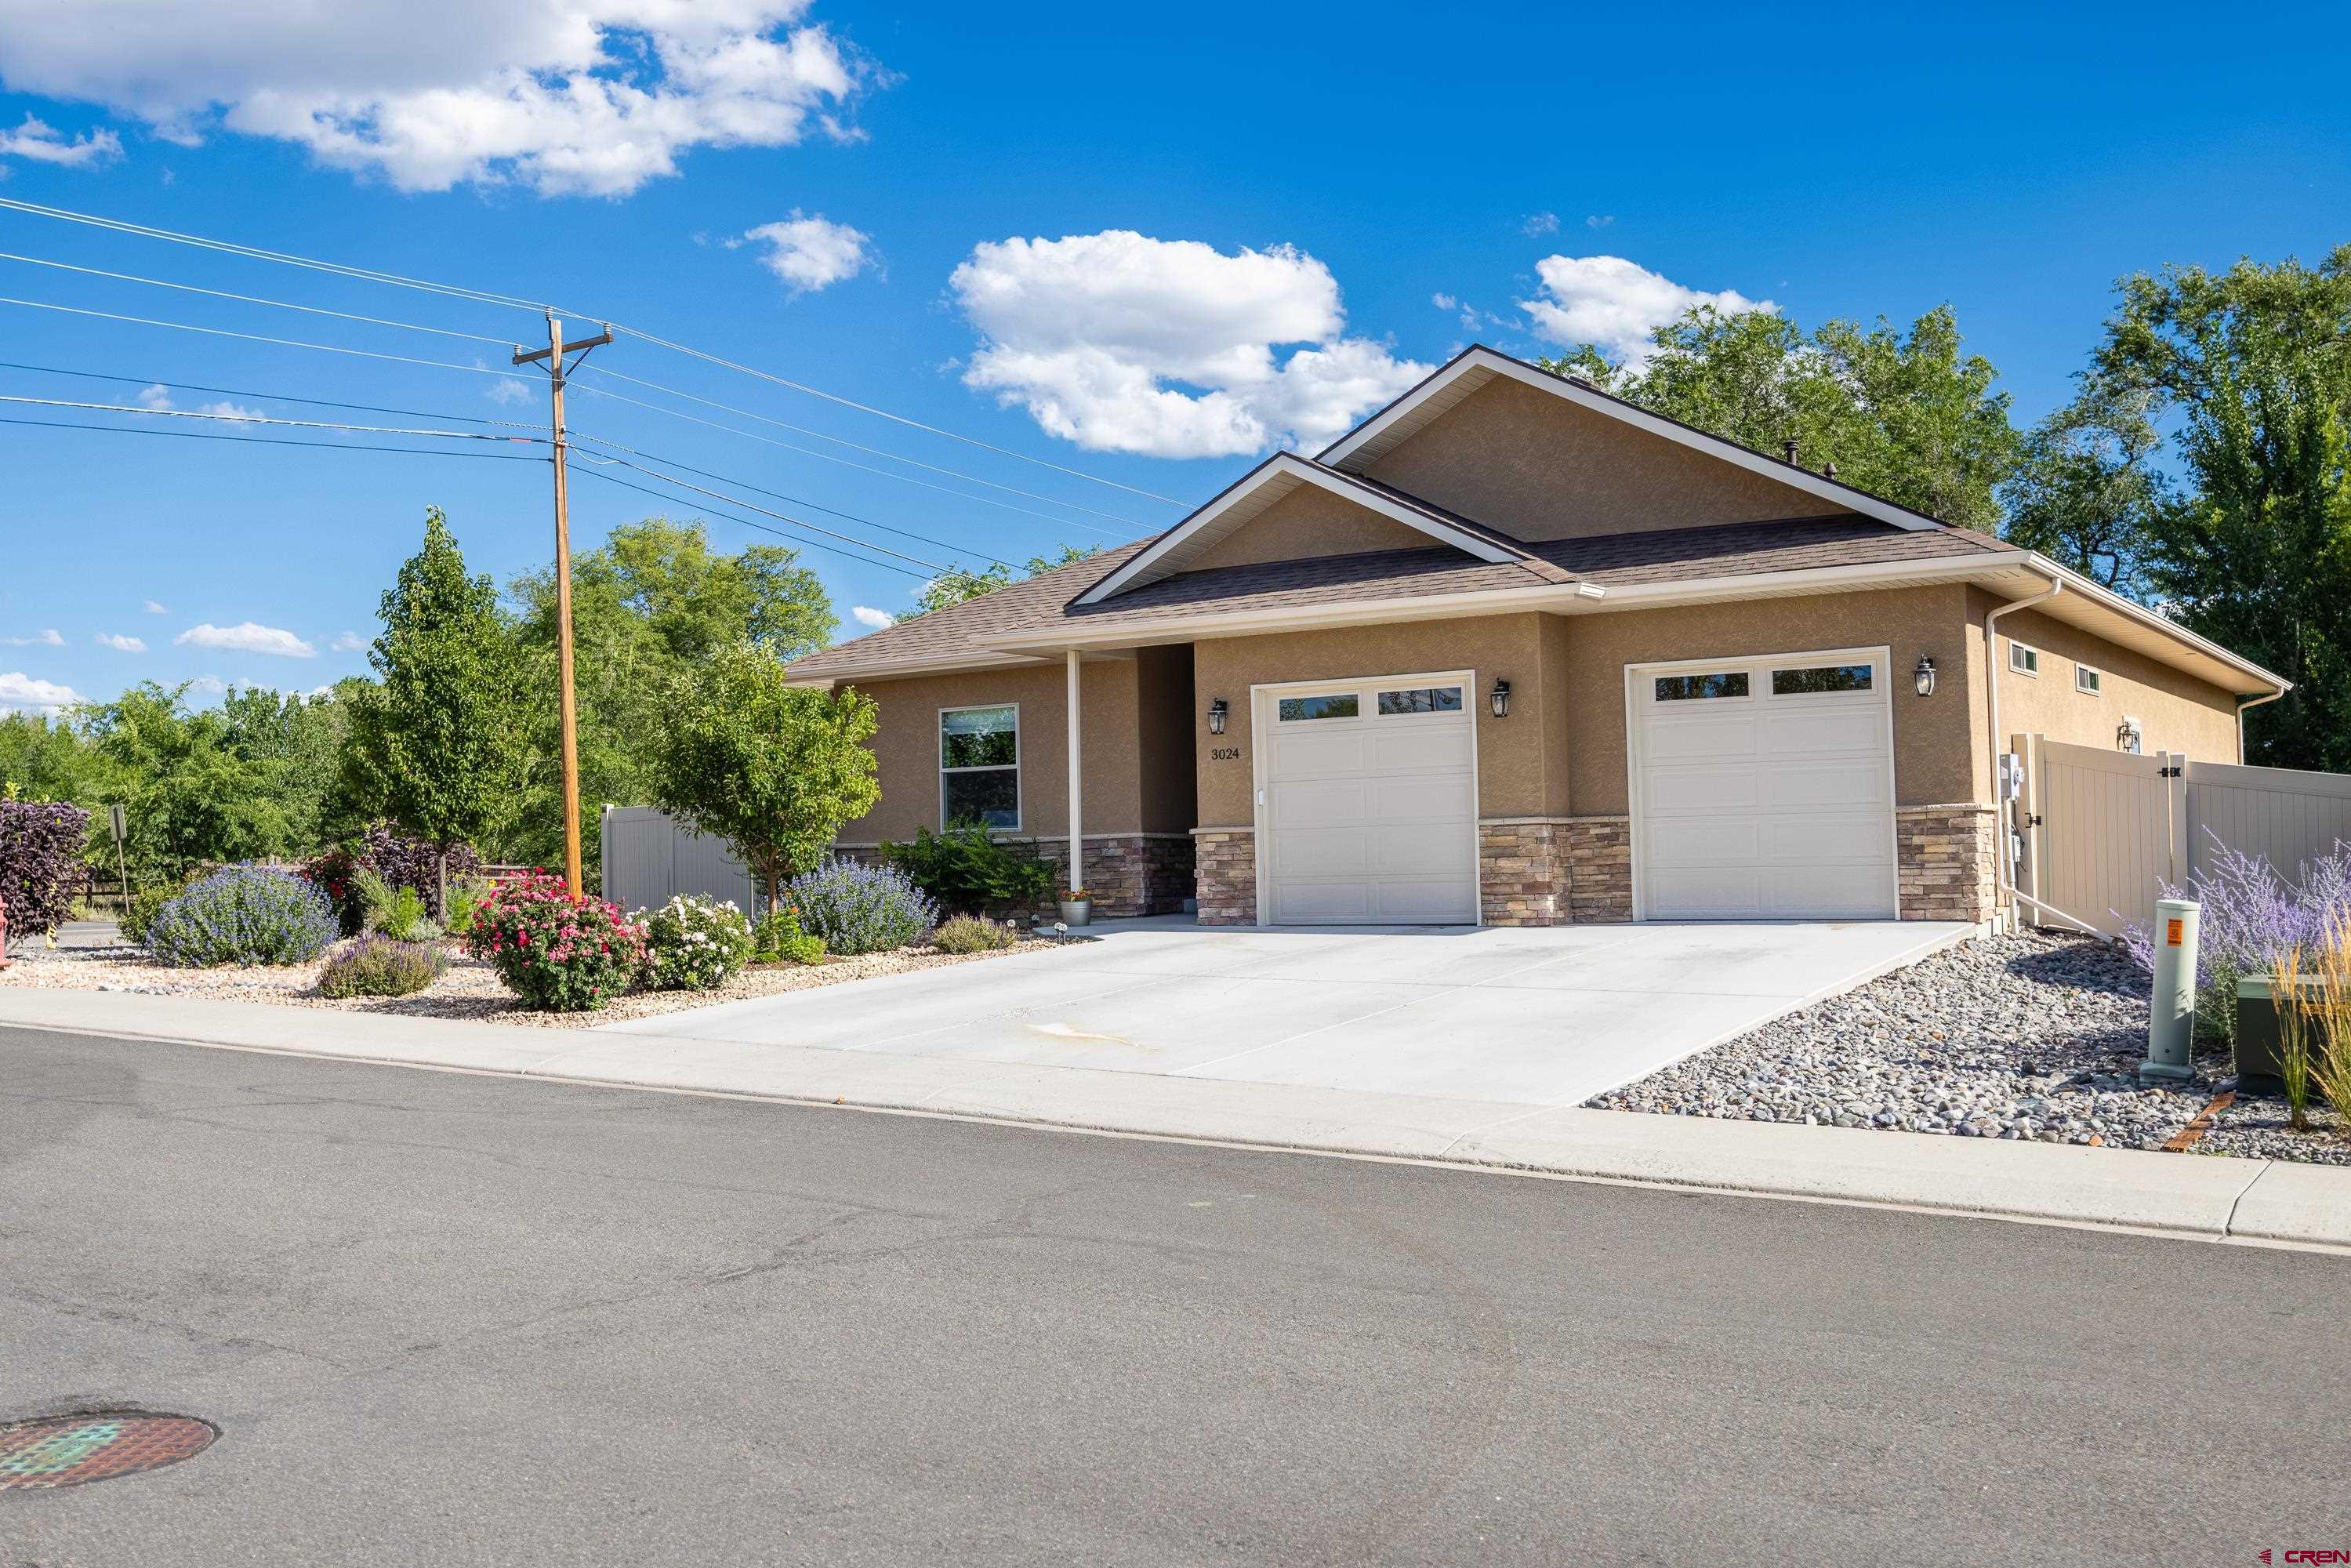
[1210,746,1242,761]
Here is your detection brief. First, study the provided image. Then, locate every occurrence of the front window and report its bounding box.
[941,705,1019,828]
[1654,671,1750,702]
[2009,642,2040,677]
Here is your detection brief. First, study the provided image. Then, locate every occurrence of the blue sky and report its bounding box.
[3,0,2348,713]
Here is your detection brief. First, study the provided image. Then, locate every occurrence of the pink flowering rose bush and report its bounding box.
[464,872,648,1011]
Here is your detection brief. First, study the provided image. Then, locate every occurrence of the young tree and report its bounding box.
[1542,303,2019,532]
[649,640,880,910]
[345,508,523,913]
[2095,248,2351,770]
[74,681,289,881]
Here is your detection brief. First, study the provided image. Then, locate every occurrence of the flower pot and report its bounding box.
[1058,899,1091,928]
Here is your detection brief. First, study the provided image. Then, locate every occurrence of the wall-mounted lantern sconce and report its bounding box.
[2117,717,2143,755]
[1206,698,1228,735]
[1914,655,1937,698]
[1489,677,1512,719]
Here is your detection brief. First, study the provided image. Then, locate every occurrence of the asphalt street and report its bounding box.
[5,1022,2347,1566]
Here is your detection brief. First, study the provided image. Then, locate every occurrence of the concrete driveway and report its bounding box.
[609,917,1969,1108]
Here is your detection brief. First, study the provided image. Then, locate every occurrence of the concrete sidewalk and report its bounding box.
[1,985,2343,1251]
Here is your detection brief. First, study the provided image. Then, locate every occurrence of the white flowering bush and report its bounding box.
[635,895,756,992]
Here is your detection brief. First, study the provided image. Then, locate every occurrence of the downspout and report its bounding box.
[1983,573,2102,935]
[2234,687,2284,765]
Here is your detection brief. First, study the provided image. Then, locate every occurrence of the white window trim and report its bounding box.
[938,701,1021,831]
[2008,641,2041,677]
[2074,663,2102,695]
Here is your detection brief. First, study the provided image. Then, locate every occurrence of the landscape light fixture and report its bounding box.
[1489,677,1512,719]
[1206,698,1228,735]
[1914,655,1938,697]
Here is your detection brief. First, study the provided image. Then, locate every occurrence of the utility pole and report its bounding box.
[513,310,613,898]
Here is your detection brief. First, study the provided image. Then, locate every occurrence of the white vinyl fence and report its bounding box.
[599,806,756,916]
[2018,736,2351,936]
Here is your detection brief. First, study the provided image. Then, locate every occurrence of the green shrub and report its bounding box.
[879,819,1055,915]
[119,879,186,946]
[444,875,494,938]
[638,895,756,990]
[317,935,448,998]
[146,866,339,967]
[463,872,648,1011]
[751,905,825,965]
[932,914,1019,954]
[354,869,441,942]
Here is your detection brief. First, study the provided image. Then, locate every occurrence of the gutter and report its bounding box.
[2234,688,2286,764]
[1982,574,2103,936]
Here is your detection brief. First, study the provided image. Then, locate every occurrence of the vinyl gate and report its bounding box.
[599,806,758,916]
[2018,736,2351,936]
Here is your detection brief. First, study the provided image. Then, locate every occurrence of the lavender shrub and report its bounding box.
[2123,829,2351,1041]
[787,859,938,955]
[146,865,339,968]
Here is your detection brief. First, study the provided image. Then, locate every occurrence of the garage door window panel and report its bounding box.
[1655,672,1750,702]
[1279,693,1359,721]
[941,705,1020,829]
[1770,662,1873,695]
[1377,686,1463,715]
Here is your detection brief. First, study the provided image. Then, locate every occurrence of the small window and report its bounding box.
[2008,642,2040,677]
[1654,671,1750,702]
[941,705,1019,828]
[1377,686,1463,716]
[1771,663,1873,695]
[2075,664,2102,695]
[1278,693,1359,722]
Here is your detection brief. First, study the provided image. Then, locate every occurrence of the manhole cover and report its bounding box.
[0,1413,216,1491]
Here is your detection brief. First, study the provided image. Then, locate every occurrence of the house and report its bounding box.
[784,346,2288,929]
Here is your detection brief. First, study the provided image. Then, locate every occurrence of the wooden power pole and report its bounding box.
[513,311,612,898]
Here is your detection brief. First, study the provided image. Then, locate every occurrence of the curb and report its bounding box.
[4,988,2348,1253]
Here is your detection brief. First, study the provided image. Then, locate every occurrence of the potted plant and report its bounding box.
[1058,887,1093,927]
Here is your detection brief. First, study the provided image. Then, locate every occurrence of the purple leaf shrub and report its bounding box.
[0,800,91,943]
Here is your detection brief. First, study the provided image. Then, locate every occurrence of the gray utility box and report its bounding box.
[2233,975,2334,1099]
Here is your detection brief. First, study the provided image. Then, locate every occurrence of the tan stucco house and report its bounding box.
[785,346,2287,929]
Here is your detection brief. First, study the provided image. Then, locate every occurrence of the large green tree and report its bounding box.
[1544,303,2019,532]
[2095,248,2351,770]
[503,517,835,877]
[72,682,288,883]
[905,545,1098,618]
[345,508,524,905]
[648,640,880,909]
[1998,379,2169,593]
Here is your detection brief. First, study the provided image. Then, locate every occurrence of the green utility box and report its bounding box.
[2234,975,2335,1099]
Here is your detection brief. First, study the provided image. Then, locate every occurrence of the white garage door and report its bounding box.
[1257,674,1478,924]
[1631,649,1897,920]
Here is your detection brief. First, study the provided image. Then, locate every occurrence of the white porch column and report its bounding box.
[1065,648,1083,891]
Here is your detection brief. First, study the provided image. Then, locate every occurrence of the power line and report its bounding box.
[569,449,952,573]
[570,464,930,579]
[574,371,1139,532]
[0,252,517,345]
[0,195,1185,505]
[0,196,542,313]
[0,294,537,382]
[0,358,539,428]
[0,391,550,444]
[570,429,1012,569]
[0,413,549,463]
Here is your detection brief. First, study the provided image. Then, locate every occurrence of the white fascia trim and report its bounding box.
[1319,347,1941,533]
[992,581,1606,651]
[1075,452,1519,606]
[2016,551,2290,695]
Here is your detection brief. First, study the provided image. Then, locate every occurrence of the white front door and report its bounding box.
[1629,648,1898,920]
[1256,673,1479,925]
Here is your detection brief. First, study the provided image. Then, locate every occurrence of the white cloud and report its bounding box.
[1430,292,1456,310]
[949,230,1429,459]
[485,376,534,406]
[135,383,172,410]
[173,621,316,658]
[1520,212,1560,237]
[1517,254,1772,368]
[0,671,83,712]
[185,675,227,695]
[850,604,894,630]
[196,399,262,421]
[143,599,167,614]
[0,1,869,198]
[0,112,121,166]
[1,628,64,647]
[1585,214,1615,229]
[739,209,871,292]
[96,632,147,652]
[331,630,367,652]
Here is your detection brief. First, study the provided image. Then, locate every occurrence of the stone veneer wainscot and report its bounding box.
[1192,828,1257,925]
[1895,804,1998,923]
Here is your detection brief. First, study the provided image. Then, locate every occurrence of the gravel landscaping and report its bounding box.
[0,927,1055,1029]
[1587,931,2351,1166]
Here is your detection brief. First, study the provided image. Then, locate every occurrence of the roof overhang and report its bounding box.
[1073,451,1522,605]
[1318,346,1945,534]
